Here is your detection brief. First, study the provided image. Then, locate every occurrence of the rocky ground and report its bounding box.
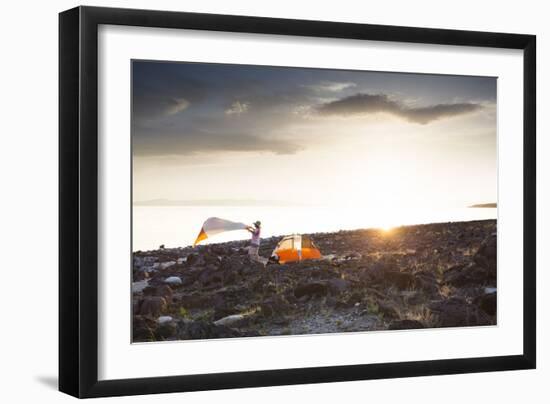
[132,219,497,342]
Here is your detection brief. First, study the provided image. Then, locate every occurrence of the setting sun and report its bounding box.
[380,225,394,233]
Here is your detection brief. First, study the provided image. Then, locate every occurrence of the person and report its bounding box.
[246,220,268,266]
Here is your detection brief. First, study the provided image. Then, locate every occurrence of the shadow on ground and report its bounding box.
[35,375,58,390]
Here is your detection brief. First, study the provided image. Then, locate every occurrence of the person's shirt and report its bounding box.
[251,227,261,246]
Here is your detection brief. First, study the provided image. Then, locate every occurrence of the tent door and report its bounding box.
[294,234,302,260]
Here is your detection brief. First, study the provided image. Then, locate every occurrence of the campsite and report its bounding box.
[132,219,497,342]
[131,60,498,342]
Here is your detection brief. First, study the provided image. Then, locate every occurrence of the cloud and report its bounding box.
[316,93,483,124]
[305,81,357,92]
[292,104,315,118]
[165,98,190,115]
[225,101,250,115]
[400,103,483,124]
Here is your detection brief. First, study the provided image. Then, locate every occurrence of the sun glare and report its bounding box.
[380,225,394,234]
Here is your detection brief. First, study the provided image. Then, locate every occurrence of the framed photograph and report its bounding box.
[59,6,536,398]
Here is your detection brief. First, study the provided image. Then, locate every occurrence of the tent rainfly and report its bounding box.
[193,217,248,246]
[271,234,322,264]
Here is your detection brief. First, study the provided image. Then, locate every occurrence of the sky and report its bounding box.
[132,60,497,211]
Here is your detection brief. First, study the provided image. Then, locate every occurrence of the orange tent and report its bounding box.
[271,234,322,264]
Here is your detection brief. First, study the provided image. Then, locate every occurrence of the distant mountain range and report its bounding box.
[468,203,497,208]
[133,198,303,207]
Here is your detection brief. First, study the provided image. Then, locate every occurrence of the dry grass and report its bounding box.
[395,305,438,328]
[439,284,453,298]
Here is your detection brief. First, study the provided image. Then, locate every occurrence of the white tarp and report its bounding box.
[193,217,248,246]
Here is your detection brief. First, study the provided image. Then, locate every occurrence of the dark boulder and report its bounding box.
[475,292,497,316]
[473,234,497,278]
[143,284,173,303]
[177,293,211,309]
[388,319,424,330]
[260,295,292,317]
[156,284,173,303]
[327,278,351,295]
[203,252,221,266]
[133,299,142,315]
[384,271,415,289]
[443,262,491,287]
[178,269,200,286]
[213,306,235,321]
[413,271,439,294]
[132,315,157,341]
[429,297,492,327]
[220,256,244,272]
[216,286,253,304]
[198,266,224,287]
[358,263,380,283]
[241,262,265,276]
[186,253,201,266]
[142,286,157,296]
[377,301,399,319]
[133,270,149,281]
[177,320,243,340]
[294,282,329,299]
[223,270,238,285]
[156,321,177,339]
[210,245,231,256]
[138,296,167,317]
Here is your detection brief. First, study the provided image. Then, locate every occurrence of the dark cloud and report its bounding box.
[316,93,483,124]
[132,62,494,159]
[317,94,399,116]
[225,101,250,115]
[304,81,357,92]
[165,98,190,115]
[400,103,483,124]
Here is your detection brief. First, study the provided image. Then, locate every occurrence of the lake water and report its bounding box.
[132,205,497,252]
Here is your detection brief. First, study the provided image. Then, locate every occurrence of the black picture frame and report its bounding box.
[59,6,536,398]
